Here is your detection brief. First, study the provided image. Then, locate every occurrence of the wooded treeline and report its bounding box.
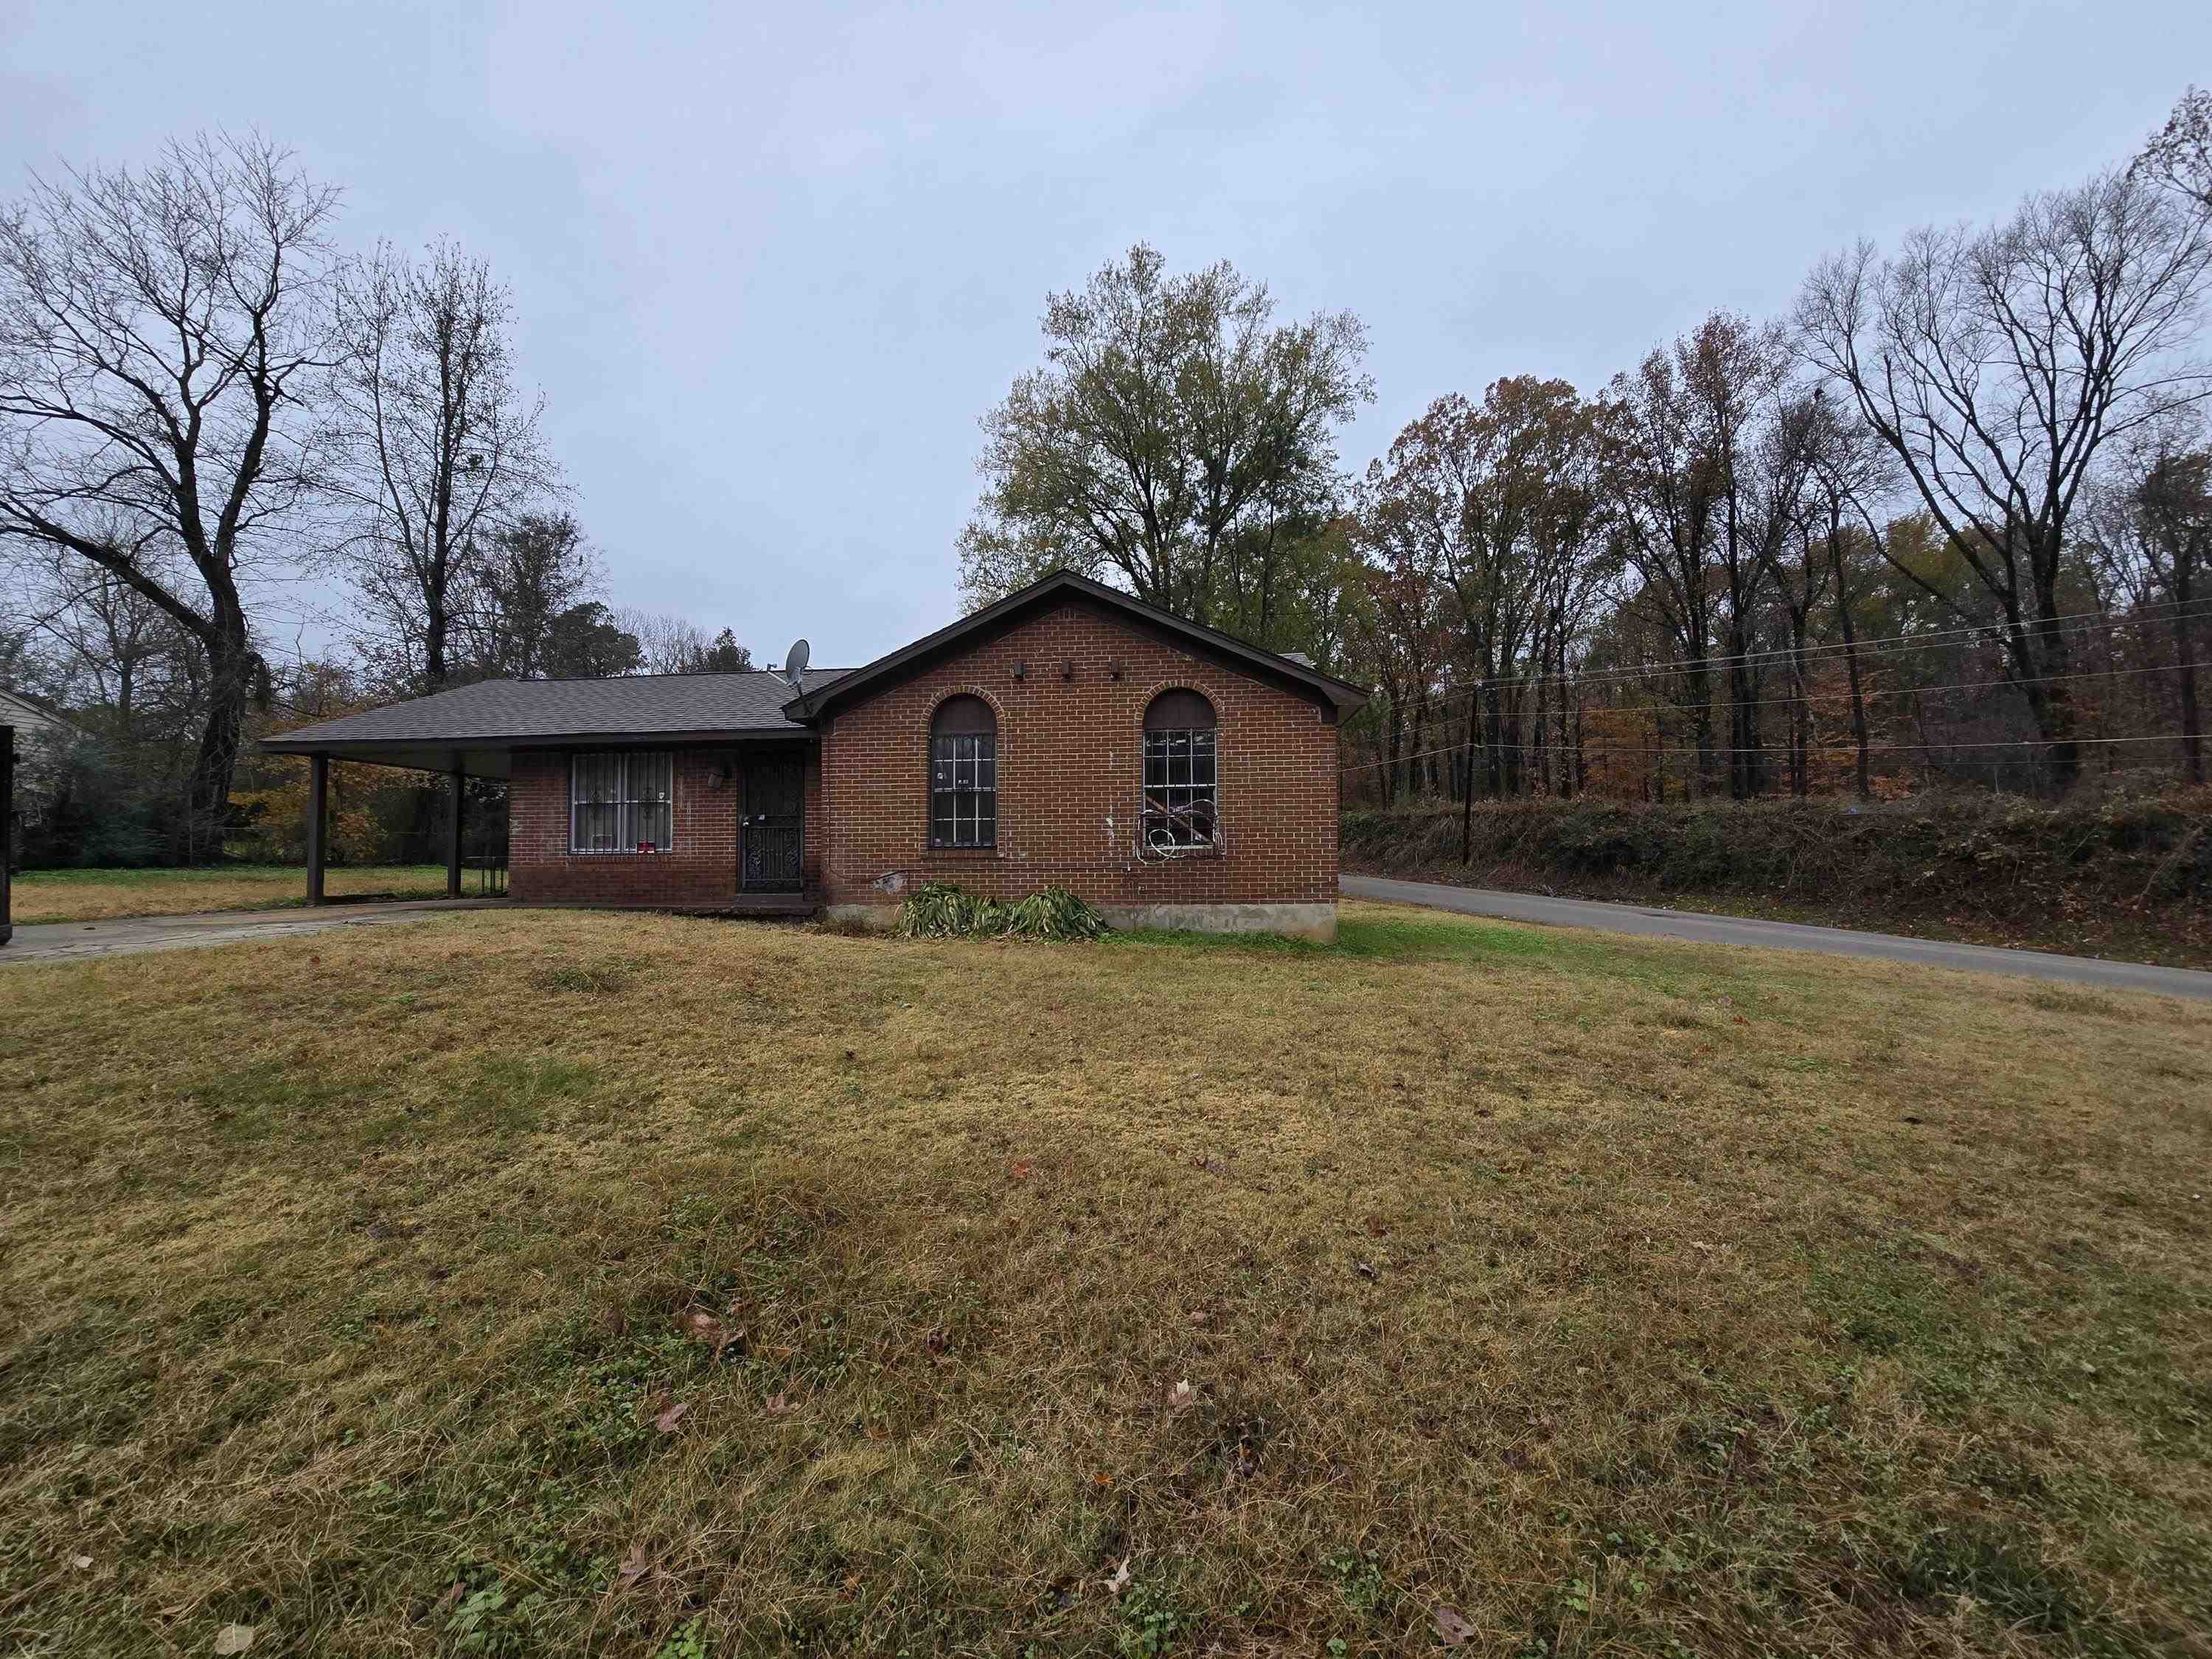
[961,91,2212,810]
[6,94,2210,868]
[0,136,756,864]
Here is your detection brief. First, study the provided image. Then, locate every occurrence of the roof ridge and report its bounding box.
[515,667,854,686]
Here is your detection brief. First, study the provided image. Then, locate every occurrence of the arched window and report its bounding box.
[1142,690,1217,850]
[929,695,997,849]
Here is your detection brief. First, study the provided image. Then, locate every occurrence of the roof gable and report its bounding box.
[786,570,1368,723]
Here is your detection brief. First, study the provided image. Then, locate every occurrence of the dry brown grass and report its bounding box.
[1,902,2207,1657]
[9,863,450,924]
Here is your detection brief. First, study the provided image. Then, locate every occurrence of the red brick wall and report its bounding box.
[508,744,821,904]
[816,599,1340,911]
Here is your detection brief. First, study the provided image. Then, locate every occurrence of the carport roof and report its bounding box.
[258,667,852,778]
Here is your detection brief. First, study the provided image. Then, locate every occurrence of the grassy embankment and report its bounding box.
[2,902,2207,1655]
[7,863,451,924]
[1344,790,2212,969]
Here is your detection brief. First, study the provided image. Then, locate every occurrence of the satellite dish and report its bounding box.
[782,638,810,698]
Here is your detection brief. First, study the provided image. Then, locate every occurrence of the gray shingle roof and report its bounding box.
[264,667,851,749]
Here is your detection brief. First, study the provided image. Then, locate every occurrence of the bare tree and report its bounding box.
[329,239,558,690]
[1801,394,1899,800]
[1602,342,1723,795]
[1683,313,1798,799]
[1798,167,2212,790]
[0,132,338,841]
[611,608,709,675]
[2088,424,2211,785]
[26,554,202,742]
[2137,86,2212,213]
[1753,392,1833,798]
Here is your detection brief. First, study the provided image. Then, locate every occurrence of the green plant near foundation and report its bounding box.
[896,882,1107,941]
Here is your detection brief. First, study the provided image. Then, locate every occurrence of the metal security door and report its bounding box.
[740,753,805,892]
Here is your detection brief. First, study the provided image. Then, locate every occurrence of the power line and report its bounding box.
[1384,656,2212,731]
[1340,729,2197,777]
[1363,594,2212,717]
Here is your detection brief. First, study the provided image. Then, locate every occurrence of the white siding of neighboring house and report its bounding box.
[0,689,72,745]
[1,690,76,837]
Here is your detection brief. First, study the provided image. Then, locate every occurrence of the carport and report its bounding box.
[256,732,513,907]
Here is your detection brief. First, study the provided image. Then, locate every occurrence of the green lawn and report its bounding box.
[8,863,451,923]
[1,902,2206,1655]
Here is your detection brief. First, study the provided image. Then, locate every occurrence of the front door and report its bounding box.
[740,752,806,892]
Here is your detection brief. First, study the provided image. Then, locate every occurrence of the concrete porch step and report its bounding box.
[703,892,818,917]
[509,892,819,919]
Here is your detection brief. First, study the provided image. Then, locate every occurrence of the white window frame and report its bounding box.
[569,751,675,854]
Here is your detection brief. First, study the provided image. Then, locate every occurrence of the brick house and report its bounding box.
[262,571,1368,938]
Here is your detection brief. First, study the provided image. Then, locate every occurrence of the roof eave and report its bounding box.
[257,726,815,755]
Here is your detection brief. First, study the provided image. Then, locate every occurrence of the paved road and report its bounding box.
[0,897,507,967]
[1343,874,2212,1002]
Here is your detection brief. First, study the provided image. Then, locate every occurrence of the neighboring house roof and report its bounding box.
[259,668,850,778]
[0,688,80,741]
[786,569,1371,723]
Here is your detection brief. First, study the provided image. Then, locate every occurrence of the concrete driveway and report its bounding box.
[0,898,509,967]
[1343,874,2212,1002]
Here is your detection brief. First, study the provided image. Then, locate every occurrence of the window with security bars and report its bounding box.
[929,732,996,848]
[1142,727,1218,849]
[570,751,675,852]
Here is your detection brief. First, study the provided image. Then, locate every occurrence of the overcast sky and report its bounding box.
[4,1,2203,671]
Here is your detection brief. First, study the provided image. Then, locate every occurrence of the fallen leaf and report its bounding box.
[1433,1604,1476,1646]
[765,1390,794,1416]
[653,1401,689,1433]
[434,1582,465,1614]
[923,1327,949,1355]
[1009,1158,1034,1182]
[212,1627,257,1655]
[678,1310,744,1360]
[1355,1260,1379,1281]
[69,1554,91,1570]
[1168,1379,1197,1415]
[1187,1309,1210,1326]
[1092,1472,1113,1488]
[1103,1557,1133,1596]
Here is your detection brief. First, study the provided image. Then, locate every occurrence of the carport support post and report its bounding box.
[445,765,464,899]
[305,752,328,906]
